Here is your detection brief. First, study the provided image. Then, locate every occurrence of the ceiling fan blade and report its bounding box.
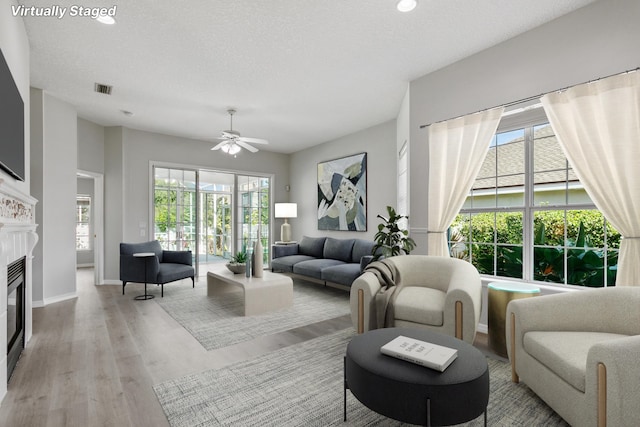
[211,140,230,150]
[238,136,268,144]
[222,131,240,139]
[236,140,259,153]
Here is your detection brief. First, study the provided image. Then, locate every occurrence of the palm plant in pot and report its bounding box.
[226,251,247,274]
[372,206,416,260]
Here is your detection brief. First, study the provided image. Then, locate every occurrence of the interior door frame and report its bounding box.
[77,169,104,285]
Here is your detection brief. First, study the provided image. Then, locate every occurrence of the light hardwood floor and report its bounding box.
[0,268,492,426]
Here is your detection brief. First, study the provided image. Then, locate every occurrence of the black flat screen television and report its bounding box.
[0,48,25,182]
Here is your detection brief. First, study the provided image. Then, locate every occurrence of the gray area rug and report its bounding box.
[154,279,350,350]
[154,328,569,426]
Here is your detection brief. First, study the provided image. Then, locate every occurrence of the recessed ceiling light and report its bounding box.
[397,0,417,12]
[96,15,116,25]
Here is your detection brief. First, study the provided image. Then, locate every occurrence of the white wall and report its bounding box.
[289,120,396,241]
[409,0,640,254]
[104,127,124,282]
[30,89,78,305]
[102,127,291,281]
[0,1,30,195]
[30,88,43,302]
[77,117,105,174]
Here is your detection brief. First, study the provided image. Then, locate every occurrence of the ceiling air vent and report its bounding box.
[94,83,113,95]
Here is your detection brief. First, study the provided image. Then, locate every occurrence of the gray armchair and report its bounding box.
[120,240,195,297]
[506,287,640,426]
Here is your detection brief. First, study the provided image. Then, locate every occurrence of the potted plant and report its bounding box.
[226,251,247,274]
[372,206,416,260]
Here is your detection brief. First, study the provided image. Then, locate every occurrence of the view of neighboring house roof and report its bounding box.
[474,123,578,190]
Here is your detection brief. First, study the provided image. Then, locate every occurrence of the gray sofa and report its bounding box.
[271,236,376,287]
[120,240,195,297]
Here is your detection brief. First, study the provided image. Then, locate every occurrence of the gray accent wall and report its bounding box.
[289,120,396,242]
[408,0,640,254]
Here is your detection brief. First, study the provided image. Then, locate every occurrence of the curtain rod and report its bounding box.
[418,67,639,129]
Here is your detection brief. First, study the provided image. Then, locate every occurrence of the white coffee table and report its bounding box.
[207,267,293,316]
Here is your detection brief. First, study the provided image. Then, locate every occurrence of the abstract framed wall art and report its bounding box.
[317,152,367,231]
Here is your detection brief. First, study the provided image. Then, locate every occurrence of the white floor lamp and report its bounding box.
[275,203,297,242]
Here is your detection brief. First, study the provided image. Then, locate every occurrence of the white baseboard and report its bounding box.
[32,291,78,308]
[477,323,488,334]
[100,279,121,285]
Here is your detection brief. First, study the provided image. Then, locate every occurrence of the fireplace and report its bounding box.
[7,257,25,381]
[0,181,37,401]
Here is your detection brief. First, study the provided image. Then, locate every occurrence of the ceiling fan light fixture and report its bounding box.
[220,141,241,155]
[210,109,268,155]
[396,0,417,12]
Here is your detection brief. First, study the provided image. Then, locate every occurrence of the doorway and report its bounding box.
[76,170,104,285]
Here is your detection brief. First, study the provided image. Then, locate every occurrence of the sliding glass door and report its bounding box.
[153,168,197,253]
[199,171,234,265]
[237,175,271,267]
[153,166,272,273]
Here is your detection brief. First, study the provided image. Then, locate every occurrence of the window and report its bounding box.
[397,141,409,230]
[76,195,91,250]
[450,118,619,287]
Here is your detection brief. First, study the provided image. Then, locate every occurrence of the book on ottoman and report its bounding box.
[381,335,458,372]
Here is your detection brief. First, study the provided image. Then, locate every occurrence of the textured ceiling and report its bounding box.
[21,0,596,153]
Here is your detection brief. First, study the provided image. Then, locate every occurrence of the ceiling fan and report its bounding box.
[211,109,268,155]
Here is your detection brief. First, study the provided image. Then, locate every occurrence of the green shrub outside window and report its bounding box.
[449,121,618,287]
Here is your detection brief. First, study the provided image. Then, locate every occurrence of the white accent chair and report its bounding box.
[506,287,640,427]
[349,256,482,344]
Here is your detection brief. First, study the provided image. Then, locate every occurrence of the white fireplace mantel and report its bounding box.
[0,179,38,402]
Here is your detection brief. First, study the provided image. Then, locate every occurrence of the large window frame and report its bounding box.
[450,108,619,287]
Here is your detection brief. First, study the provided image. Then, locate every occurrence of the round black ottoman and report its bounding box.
[344,328,489,426]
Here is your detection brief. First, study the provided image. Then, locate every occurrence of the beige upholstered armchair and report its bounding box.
[506,287,640,427]
[349,255,482,344]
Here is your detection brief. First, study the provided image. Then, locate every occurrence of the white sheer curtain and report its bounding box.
[541,71,640,286]
[426,107,504,255]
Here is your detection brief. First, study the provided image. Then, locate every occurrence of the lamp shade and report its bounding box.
[275,203,297,218]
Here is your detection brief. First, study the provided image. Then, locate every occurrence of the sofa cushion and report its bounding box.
[293,259,344,280]
[298,236,327,258]
[272,244,299,258]
[271,255,315,273]
[321,263,362,287]
[351,239,375,263]
[394,286,446,326]
[157,263,194,284]
[523,331,627,393]
[323,238,355,262]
